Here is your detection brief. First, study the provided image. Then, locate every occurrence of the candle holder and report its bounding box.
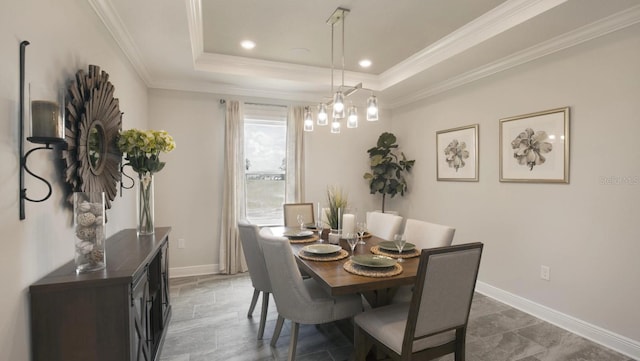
[18,40,67,220]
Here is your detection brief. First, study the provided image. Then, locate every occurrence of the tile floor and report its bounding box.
[159,274,633,361]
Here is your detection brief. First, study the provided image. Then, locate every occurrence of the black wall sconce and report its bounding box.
[19,40,67,220]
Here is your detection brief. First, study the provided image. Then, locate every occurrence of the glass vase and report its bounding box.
[137,172,154,236]
[74,192,106,273]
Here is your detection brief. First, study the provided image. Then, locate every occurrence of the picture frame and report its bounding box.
[436,124,479,181]
[499,107,570,183]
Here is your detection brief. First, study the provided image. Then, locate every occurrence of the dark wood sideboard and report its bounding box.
[30,227,172,361]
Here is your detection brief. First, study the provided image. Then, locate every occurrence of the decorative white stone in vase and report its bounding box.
[74,192,106,273]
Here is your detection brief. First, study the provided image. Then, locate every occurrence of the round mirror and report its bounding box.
[88,121,106,174]
[63,65,122,209]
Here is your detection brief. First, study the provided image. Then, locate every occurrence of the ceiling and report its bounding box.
[93,0,640,108]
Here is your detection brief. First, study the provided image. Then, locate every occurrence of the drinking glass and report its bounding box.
[356,221,367,245]
[393,233,407,263]
[297,214,304,230]
[315,219,324,242]
[345,232,358,259]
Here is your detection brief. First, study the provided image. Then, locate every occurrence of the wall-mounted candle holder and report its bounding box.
[19,40,67,220]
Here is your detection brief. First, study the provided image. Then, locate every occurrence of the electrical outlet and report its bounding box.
[178,239,186,249]
[540,265,550,281]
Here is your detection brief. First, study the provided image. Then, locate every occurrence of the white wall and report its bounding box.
[392,23,640,347]
[148,89,394,273]
[0,1,148,360]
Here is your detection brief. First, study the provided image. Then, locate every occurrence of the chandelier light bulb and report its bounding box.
[347,105,358,128]
[330,120,341,134]
[317,103,328,126]
[333,91,345,119]
[366,95,379,121]
[303,107,314,131]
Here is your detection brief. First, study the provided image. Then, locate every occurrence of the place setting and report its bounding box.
[370,233,420,260]
[298,243,349,261]
[342,232,403,277]
[283,229,319,243]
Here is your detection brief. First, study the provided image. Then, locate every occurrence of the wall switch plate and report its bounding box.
[178,239,185,249]
[540,265,550,281]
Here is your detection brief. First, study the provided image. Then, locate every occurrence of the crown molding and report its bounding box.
[87,0,152,86]
[388,4,640,108]
[185,0,203,66]
[91,0,640,108]
[378,0,568,89]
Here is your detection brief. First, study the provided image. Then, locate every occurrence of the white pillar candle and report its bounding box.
[342,213,355,236]
[31,100,63,139]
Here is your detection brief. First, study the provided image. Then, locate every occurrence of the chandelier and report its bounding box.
[304,7,379,133]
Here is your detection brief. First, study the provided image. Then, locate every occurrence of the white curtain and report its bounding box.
[219,100,248,274]
[286,106,305,202]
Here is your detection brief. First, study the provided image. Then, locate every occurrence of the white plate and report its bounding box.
[283,230,314,238]
[302,244,341,255]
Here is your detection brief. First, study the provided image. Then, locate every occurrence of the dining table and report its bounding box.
[269,226,421,308]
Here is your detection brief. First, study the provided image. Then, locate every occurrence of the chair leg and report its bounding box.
[288,321,299,361]
[455,328,466,361]
[270,315,285,347]
[247,288,260,317]
[354,324,370,361]
[257,292,269,340]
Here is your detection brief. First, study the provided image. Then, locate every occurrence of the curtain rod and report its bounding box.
[219,99,288,108]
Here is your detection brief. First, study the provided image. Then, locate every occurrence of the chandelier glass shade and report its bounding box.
[306,7,379,133]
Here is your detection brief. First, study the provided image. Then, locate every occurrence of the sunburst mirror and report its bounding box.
[62,65,122,209]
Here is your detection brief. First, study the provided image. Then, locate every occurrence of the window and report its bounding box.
[244,105,288,225]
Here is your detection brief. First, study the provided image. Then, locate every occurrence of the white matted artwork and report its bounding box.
[499,107,570,183]
[436,124,479,181]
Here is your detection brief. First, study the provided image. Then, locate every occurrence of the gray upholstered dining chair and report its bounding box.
[258,227,363,361]
[237,220,272,340]
[283,203,315,227]
[391,219,456,304]
[366,211,403,241]
[354,243,483,361]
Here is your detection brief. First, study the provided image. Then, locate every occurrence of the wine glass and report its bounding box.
[356,221,367,245]
[393,233,407,263]
[345,232,358,259]
[315,219,324,242]
[296,214,305,230]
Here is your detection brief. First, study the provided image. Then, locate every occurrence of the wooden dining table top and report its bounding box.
[269,227,420,307]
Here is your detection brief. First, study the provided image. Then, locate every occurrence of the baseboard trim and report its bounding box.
[475,281,640,360]
[169,264,219,278]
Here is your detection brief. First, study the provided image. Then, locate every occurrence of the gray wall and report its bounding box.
[0,0,149,360]
[391,23,640,343]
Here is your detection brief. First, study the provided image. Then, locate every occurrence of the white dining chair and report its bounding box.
[259,228,362,361]
[403,219,455,249]
[392,219,456,304]
[354,243,484,361]
[237,220,272,340]
[366,211,403,241]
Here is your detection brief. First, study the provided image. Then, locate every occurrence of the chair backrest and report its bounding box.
[283,203,315,227]
[237,220,271,292]
[258,228,334,321]
[403,243,483,353]
[366,211,403,241]
[403,219,455,249]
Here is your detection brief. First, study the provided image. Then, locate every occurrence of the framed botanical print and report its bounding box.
[499,107,570,183]
[436,124,479,181]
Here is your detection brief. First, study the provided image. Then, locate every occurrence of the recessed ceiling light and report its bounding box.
[359,59,372,68]
[241,40,256,50]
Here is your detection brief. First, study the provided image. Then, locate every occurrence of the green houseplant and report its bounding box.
[325,185,348,230]
[363,132,415,213]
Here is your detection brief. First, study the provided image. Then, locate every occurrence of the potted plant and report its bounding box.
[325,186,348,243]
[363,132,415,213]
